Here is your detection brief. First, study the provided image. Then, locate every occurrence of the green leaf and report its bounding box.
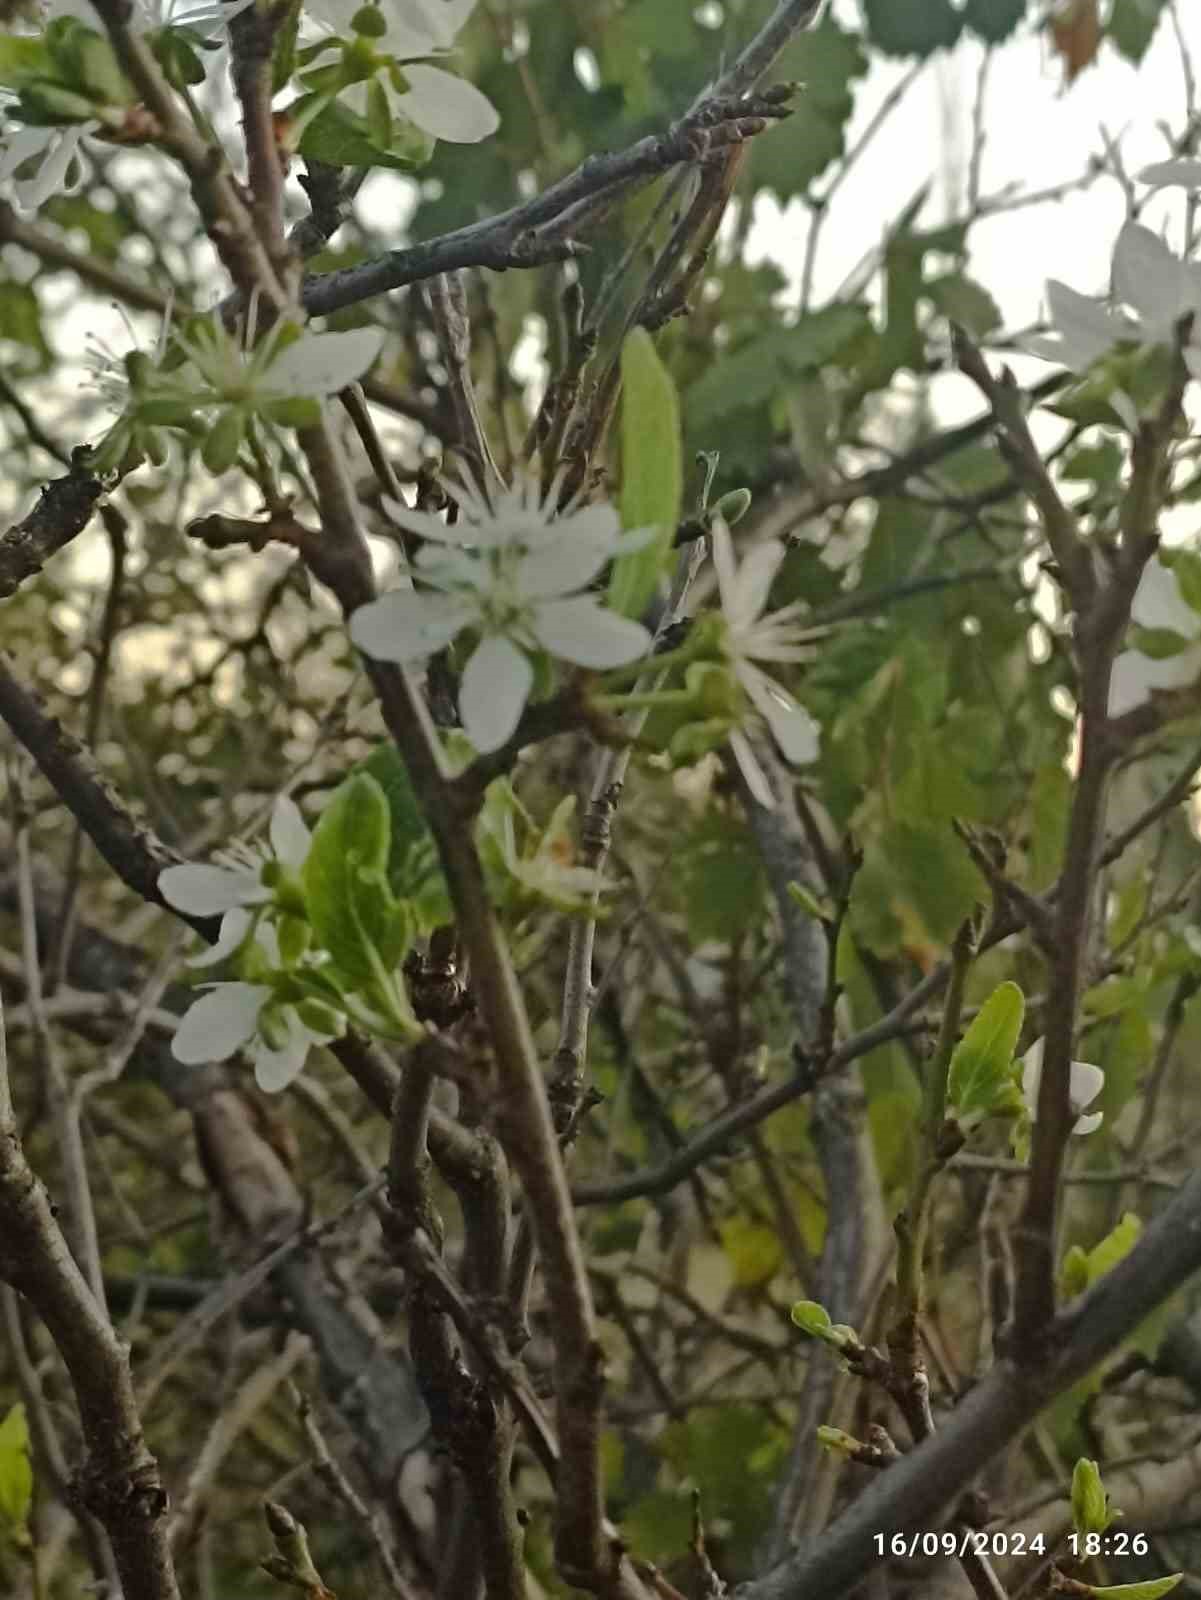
[1071,1458,1112,1537]
[720,1216,783,1289]
[271,0,303,91]
[678,815,765,942]
[1161,547,1201,614]
[863,0,963,57]
[302,772,404,986]
[787,880,831,922]
[350,742,433,882]
[1084,1212,1142,1283]
[1082,1581,1182,1600]
[1106,0,1167,63]
[0,280,51,371]
[0,1404,32,1532]
[296,95,433,172]
[608,328,682,619]
[1063,1213,1142,1299]
[1128,625,1192,660]
[883,819,985,945]
[1028,763,1072,891]
[961,0,1027,44]
[0,34,49,87]
[1060,438,1123,485]
[791,1299,833,1337]
[748,17,867,197]
[925,272,1001,337]
[790,1300,857,1348]
[947,981,1025,1120]
[816,1426,863,1456]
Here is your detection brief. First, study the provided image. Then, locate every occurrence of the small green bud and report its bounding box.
[17,83,98,124]
[258,1005,291,1052]
[295,998,346,1038]
[201,407,245,475]
[262,395,322,430]
[1071,1459,1113,1538]
[690,661,741,721]
[712,487,752,526]
[350,3,386,35]
[816,1427,863,1457]
[1060,1244,1090,1299]
[275,912,311,965]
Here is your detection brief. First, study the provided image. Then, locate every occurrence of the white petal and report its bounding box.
[531,596,651,667]
[266,328,384,397]
[171,983,270,1064]
[459,634,533,751]
[381,495,494,546]
[1022,1040,1105,1131]
[738,662,820,765]
[350,589,476,661]
[12,126,90,213]
[729,539,786,631]
[270,795,311,867]
[1021,1038,1044,1108]
[392,0,476,49]
[0,127,54,185]
[1139,158,1201,189]
[1112,222,1197,336]
[1130,557,1199,636]
[728,726,776,809]
[1069,1058,1105,1112]
[1109,389,1141,433]
[1110,640,1201,715]
[255,920,283,966]
[159,862,265,916]
[253,1012,319,1092]
[1022,334,1077,367]
[187,906,254,968]
[516,534,617,599]
[395,64,499,143]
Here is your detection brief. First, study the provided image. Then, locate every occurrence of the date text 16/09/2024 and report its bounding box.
[873,1532,1152,1559]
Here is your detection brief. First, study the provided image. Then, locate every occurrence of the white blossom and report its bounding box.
[163,314,384,410]
[170,925,340,1092]
[304,0,497,144]
[0,120,94,215]
[350,475,653,752]
[1108,556,1201,717]
[709,518,821,809]
[1024,222,1201,405]
[1021,1038,1104,1137]
[158,795,312,920]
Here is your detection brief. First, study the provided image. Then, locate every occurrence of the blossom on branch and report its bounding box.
[170,924,345,1093]
[1024,222,1201,408]
[159,794,312,918]
[0,118,92,213]
[300,0,498,145]
[1020,1037,1104,1137]
[350,474,653,752]
[1108,555,1201,717]
[708,518,821,809]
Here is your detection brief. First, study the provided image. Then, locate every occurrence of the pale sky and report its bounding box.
[745,0,1200,423]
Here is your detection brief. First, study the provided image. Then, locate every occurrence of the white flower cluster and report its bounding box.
[350,475,655,752]
[1025,164,1201,423]
[161,798,337,1092]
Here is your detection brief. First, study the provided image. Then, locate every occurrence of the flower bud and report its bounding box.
[712,487,752,526]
